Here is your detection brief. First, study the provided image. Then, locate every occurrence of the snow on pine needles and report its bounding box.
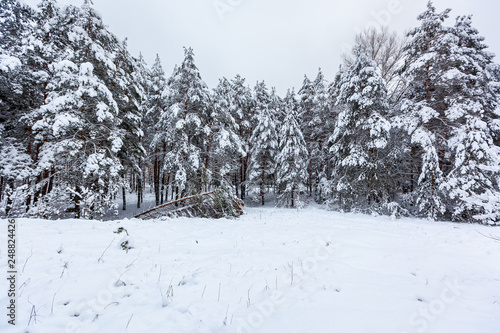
[1,207,500,333]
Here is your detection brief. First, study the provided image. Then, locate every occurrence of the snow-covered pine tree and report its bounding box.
[31,60,124,218]
[315,66,345,202]
[155,47,210,199]
[489,62,500,146]
[298,75,315,196]
[0,0,35,214]
[397,1,451,219]
[248,81,278,205]
[269,87,283,123]
[276,89,308,208]
[329,50,391,212]
[0,122,33,216]
[131,53,151,208]
[22,1,128,218]
[309,69,334,202]
[229,74,253,199]
[435,15,500,223]
[398,2,500,223]
[207,77,244,189]
[145,54,165,143]
[147,54,167,205]
[111,39,145,212]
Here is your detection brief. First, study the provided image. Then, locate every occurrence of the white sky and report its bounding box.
[23,0,500,95]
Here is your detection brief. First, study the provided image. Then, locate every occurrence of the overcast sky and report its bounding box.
[22,0,500,95]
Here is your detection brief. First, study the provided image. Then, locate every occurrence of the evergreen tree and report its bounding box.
[298,75,315,196]
[276,90,308,208]
[155,47,210,199]
[399,2,500,222]
[397,1,451,219]
[309,69,333,201]
[147,54,167,205]
[19,1,133,218]
[208,78,244,188]
[248,81,278,205]
[0,0,36,143]
[112,39,145,212]
[436,15,500,223]
[131,53,151,208]
[229,74,253,199]
[0,0,35,212]
[329,51,392,211]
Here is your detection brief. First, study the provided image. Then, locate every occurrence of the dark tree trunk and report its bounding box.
[74,186,81,219]
[234,173,239,198]
[137,175,142,209]
[261,155,266,206]
[0,176,4,202]
[122,186,126,211]
[154,153,160,206]
[160,174,164,205]
[47,168,54,194]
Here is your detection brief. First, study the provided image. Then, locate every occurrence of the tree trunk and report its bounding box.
[47,168,54,194]
[122,186,126,211]
[160,174,164,205]
[0,176,4,202]
[261,155,266,206]
[5,180,14,216]
[240,156,247,200]
[235,173,240,198]
[137,174,142,209]
[74,186,81,219]
[154,153,160,206]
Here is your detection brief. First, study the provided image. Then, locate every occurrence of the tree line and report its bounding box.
[1,0,499,223]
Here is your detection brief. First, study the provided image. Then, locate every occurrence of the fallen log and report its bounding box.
[134,191,215,219]
[134,188,244,219]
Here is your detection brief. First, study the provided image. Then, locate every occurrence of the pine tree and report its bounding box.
[436,15,500,223]
[208,78,244,188]
[229,75,253,199]
[399,2,500,222]
[155,47,210,199]
[20,1,130,218]
[329,50,392,211]
[112,39,145,212]
[0,0,35,213]
[0,0,37,141]
[248,81,278,205]
[131,53,151,208]
[276,90,308,208]
[148,54,167,205]
[0,124,33,216]
[397,1,451,219]
[298,75,315,196]
[309,69,333,201]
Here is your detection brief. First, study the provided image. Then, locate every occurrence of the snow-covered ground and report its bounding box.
[1,206,500,333]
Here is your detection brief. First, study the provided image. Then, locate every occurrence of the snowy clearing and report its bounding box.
[2,207,500,333]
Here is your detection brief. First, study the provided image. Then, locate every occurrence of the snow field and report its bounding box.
[1,206,500,333]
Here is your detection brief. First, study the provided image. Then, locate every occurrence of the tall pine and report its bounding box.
[329,50,392,211]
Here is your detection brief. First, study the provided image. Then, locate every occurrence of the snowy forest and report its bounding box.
[1,0,499,224]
